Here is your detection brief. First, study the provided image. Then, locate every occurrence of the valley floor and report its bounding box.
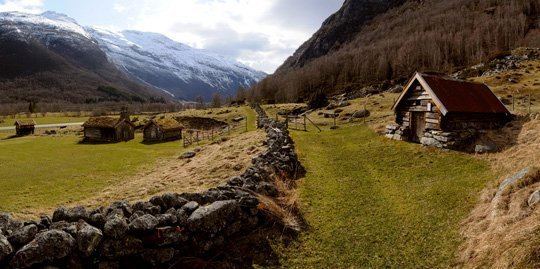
[0,106,259,219]
[277,125,493,268]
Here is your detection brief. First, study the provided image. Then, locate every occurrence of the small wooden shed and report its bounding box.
[387,72,511,149]
[14,120,35,136]
[82,116,135,143]
[143,118,183,142]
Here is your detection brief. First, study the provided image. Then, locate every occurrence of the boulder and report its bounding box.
[8,224,38,247]
[528,190,540,207]
[187,200,240,233]
[256,182,279,197]
[475,142,498,154]
[50,221,77,236]
[351,110,370,119]
[52,206,88,223]
[156,214,177,227]
[76,221,103,257]
[129,215,158,233]
[421,137,443,148]
[150,193,188,211]
[180,202,199,214]
[497,167,531,196]
[180,151,196,159]
[10,230,75,269]
[100,237,143,259]
[0,234,13,263]
[103,215,128,239]
[0,214,23,236]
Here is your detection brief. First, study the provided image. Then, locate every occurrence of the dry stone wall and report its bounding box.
[0,105,304,269]
[386,124,478,151]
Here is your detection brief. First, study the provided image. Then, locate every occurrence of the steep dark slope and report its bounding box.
[254,0,540,103]
[278,0,407,71]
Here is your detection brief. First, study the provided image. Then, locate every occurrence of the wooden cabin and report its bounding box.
[82,112,135,143]
[14,120,35,136]
[387,72,511,149]
[143,118,183,142]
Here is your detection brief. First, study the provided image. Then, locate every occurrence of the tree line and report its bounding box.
[248,0,540,103]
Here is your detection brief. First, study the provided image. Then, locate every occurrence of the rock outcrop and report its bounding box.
[0,105,304,268]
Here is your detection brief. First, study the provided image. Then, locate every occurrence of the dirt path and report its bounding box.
[73,130,267,209]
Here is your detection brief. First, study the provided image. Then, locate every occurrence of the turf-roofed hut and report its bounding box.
[14,120,35,136]
[143,118,183,143]
[386,72,511,150]
[82,112,135,143]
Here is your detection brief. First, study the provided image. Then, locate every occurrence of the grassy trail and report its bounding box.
[281,125,492,268]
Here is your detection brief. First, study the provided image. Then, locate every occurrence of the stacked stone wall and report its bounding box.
[0,105,304,269]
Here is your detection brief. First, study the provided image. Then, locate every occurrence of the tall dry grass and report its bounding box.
[459,117,540,268]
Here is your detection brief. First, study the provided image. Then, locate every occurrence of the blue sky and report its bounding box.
[0,0,343,73]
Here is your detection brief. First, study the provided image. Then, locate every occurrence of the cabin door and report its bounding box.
[411,112,426,143]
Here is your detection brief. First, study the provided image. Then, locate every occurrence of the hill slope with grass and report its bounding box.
[252,0,540,103]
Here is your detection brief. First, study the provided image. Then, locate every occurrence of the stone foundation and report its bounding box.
[0,105,305,269]
[386,124,478,150]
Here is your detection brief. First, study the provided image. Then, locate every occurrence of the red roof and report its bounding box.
[420,74,509,114]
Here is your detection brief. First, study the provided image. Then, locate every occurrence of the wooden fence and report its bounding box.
[182,116,248,147]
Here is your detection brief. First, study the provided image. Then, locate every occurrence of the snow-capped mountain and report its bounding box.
[0,11,266,103]
[0,11,164,104]
[87,28,266,100]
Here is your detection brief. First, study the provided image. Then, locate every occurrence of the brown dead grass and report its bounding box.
[21,130,266,217]
[458,167,540,268]
[460,118,540,268]
[255,174,302,232]
[479,118,540,177]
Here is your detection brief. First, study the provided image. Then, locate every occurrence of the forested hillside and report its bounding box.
[251,0,540,103]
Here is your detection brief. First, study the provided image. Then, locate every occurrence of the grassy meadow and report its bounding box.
[0,115,89,127]
[0,106,258,217]
[0,133,185,215]
[277,125,493,268]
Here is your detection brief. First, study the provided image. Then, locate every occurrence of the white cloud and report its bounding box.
[113,3,126,13]
[114,0,342,73]
[0,0,44,13]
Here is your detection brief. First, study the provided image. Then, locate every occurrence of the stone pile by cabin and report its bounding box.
[0,105,304,269]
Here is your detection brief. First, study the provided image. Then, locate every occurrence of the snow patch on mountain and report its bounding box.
[0,11,90,39]
[0,10,266,100]
[87,27,266,100]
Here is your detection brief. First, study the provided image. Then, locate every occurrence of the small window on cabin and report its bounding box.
[415,100,421,106]
[427,103,432,111]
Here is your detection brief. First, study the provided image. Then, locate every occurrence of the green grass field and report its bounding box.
[0,134,185,215]
[279,125,493,268]
[0,107,258,217]
[0,116,88,127]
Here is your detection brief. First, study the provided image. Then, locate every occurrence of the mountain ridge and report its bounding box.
[0,11,265,104]
[253,0,540,103]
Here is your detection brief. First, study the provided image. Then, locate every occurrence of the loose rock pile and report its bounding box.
[0,105,304,269]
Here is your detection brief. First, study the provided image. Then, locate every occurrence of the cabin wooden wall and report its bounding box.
[116,122,135,142]
[163,130,181,140]
[395,81,442,131]
[144,124,162,141]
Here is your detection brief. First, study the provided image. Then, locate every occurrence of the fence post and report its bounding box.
[303,115,307,131]
[512,95,515,112]
[245,116,248,132]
